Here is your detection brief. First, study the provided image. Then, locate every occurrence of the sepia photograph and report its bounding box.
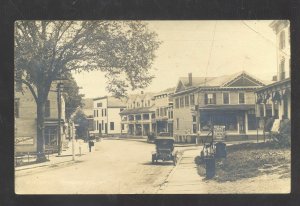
[14,20,291,194]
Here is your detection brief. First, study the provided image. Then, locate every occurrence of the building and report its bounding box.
[172,71,268,143]
[92,96,126,136]
[15,81,67,154]
[153,88,174,136]
[255,20,291,124]
[120,92,156,136]
[82,98,94,133]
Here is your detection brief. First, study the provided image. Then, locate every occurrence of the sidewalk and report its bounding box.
[15,140,90,172]
[157,144,290,194]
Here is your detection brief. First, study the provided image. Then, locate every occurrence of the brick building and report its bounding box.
[15,82,67,154]
[172,71,268,143]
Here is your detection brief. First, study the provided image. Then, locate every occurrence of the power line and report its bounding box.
[241,20,289,57]
[204,21,217,86]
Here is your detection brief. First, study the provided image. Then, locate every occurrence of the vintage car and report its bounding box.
[152,136,177,165]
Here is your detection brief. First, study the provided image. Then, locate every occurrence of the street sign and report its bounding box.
[213,125,226,141]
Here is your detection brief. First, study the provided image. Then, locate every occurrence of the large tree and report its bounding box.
[15,21,160,161]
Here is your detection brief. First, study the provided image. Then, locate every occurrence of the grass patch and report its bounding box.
[195,142,290,182]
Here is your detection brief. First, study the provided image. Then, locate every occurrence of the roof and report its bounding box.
[198,104,255,111]
[175,71,267,94]
[107,96,126,108]
[93,96,126,108]
[119,106,155,115]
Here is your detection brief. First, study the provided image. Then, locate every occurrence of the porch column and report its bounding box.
[263,103,266,117]
[271,101,275,117]
[150,122,152,133]
[141,123,144,136]
[133,124,136,136]
[245,112,248,134]
[279,98,284,120]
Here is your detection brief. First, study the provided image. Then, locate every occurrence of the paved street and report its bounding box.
[15,138,176,194]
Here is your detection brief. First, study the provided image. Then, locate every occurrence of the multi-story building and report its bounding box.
[255,20,291,123]
[120,92,156,136]
[153,88,174,136]
[93,96,126,136]
[173,72,268,143]
[15,81,67,154]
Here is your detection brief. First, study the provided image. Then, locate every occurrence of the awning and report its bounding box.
[199,104,255,111]
[119,107,155,115]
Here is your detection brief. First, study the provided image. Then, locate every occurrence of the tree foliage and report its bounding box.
[15,21,161,98]
[14,20,160,160]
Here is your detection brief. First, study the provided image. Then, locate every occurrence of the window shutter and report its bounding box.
[213,93,216,104]
[204,94,208,104]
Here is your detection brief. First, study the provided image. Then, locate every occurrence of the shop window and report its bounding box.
[45,100,50,117]
[110,122,114,130]
[180,97,184,107]
[239,93,245,104]
[248,114,256,130]
[185,95,189,107]
[205,93,216,104]
[223,93,230,104]
[14,98,20,118]
[190,94,195,105]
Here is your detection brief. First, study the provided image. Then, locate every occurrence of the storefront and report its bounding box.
[199,104,258,135]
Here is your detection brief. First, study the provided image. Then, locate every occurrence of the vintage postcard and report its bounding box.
[14,20,291,194]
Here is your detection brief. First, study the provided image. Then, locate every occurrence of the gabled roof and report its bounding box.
[107,96,126,108]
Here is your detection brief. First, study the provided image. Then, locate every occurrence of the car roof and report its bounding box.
[155,136,175,141]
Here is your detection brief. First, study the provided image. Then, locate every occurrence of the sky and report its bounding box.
[72,20,279,98]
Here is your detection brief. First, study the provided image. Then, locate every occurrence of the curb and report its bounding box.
[15,159,77,172]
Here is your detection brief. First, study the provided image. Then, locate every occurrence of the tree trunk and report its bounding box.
[36,99,48,162]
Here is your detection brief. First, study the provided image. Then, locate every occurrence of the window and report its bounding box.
[190,94,195,105]
[133,101,136,108]
[45,100,50,117]
[156,109,159,117]
[192,115,196,122]
[175,98,179,108]
[121,124,124,130]
[102,120,104,130]
[97,102,102,107]
[176,118,179,130]
[160,108,163,116]
[101,109,103,117]
[15,98,20,118]
[239,93,245,104]
[170,111,173,119]
[248,114,256,130]
[164,108,167,116]
[193,124,197,134]
[110,122,114,130]
[223,93,230,104]
[180,97,184,107]
[141,100,144,107]
[279,31,285,49]
[205,93,216,104]
[137,102,140,107]
[104,109,107,116]
[185,95,189,106]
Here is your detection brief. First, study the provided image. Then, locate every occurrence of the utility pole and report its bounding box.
[57,83,62,155]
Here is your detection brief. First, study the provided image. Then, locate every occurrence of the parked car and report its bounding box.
[152,136,177,165]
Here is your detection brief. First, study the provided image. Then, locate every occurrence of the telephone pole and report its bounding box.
[57,82,62,155]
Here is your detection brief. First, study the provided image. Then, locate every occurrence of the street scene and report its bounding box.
[15,20,291,194]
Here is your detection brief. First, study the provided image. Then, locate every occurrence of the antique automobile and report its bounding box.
[152,136,177,165]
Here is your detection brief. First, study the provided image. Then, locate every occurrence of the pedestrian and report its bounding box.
[88,140,94,152]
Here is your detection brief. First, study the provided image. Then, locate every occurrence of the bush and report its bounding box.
[270,120,291,148]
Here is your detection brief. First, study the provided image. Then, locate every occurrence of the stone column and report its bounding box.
[141,123,144,136]
[287,96,291,120]
[271,101,275,117]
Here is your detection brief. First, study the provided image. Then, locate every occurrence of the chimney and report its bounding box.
[188,73,192,86]
[272,75,277,81]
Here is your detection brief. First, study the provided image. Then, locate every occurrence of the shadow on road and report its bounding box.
[142,162,174,166]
